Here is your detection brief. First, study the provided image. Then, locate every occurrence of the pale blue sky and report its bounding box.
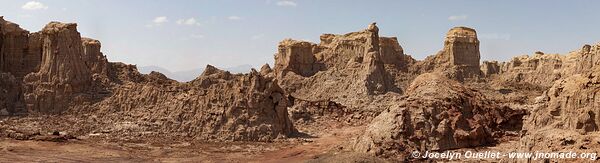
[1,0,599,71]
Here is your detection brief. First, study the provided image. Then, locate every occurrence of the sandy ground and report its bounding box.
[0,123,365,163]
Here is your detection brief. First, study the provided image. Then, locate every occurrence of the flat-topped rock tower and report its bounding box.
[443,27,480,68]
[417,26,482,81]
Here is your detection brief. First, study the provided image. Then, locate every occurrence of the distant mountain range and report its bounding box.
[138,64,254,82]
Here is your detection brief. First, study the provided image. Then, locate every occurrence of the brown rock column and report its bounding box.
[362,22,388,94]
[23,22,92,113]
[274,39,319,77]
[424,26,482,81]
[82,37,109,75]
[0,17,32,79]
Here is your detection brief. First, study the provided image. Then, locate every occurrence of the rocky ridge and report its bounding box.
[483,43,600,89]
[0,18,295,142]
[273,23,416,115]
[1,17,599,162]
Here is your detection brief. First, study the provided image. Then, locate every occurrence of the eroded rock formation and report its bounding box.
[273,24,415,113]
[71,65,295,141]
[519,66,600,155]
[417,27,482,81]
[483,43,600,89]
[353,73,525,158]
[0,17,33,79]
[481,61,500,77]
[0,18,296,142]
[274,39,321,77]
[0,73,18,115]
[82,38,109,76]
[23,22,93,114]
[2,17,600,161]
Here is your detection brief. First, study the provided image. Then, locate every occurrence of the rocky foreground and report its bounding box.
[1,17,600,162]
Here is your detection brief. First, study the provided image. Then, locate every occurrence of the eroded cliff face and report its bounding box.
[66,65,295,141]
[23,22,93,114]
[3,17,600,160]
[531,68,600,133]
[353,73,525,158]
[0,18,296,142]
[483,43,600,89]
[273,23,415,114]
[0,18,26,115]
[0,17,33,79]
[0,73,18,115]
[0,21,114,115]
[519,67,600,154]
[416,27,482,81]
[82,38,109,76]
[274,40,322,77]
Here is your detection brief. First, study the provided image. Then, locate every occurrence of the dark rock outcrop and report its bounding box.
[0,17,33,79]
[0,72,18,115]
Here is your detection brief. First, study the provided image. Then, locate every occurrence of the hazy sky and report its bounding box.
[1,0,599,71]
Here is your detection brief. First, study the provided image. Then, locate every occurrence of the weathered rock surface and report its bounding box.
[23,22,93,114]
[0,73,18,115]
[480,61,500,77]
[274,23,414,113]
[489,53,565,88]
[531,68,600,133]
[82,37,109,76]
[520,67,600,154]
[353,73,525,158]
[0,18,296,142]
[416,27,482,81]
[274,39,322,77]
[3,17,600,162]
[65,65,295,141]
[483,43,600,89]
[0,17,34,79]
[0,21,115,115]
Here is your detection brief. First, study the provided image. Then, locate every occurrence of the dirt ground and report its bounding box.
[0,119,371,163]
